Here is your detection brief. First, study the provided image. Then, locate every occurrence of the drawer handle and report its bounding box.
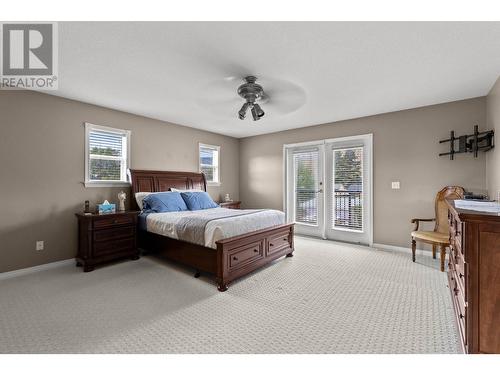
[283,238,288,241]
[459,273,464,279]
[459,313,464,319]
[233,256,238,261]
[253,249,258,253]
[270,243,274,247]
[454,287,458,295]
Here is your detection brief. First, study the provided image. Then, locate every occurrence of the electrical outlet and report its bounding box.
[36,241,44,251]
[391,181,400,189]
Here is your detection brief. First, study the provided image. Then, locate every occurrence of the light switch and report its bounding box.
[391,181,400,190]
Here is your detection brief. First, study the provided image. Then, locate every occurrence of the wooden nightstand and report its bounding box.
[75,211,140,272]
[218,201,241,209]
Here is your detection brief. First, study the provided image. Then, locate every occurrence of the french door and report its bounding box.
[285,134,372,245]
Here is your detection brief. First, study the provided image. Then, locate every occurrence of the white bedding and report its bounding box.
[146,207,285,248]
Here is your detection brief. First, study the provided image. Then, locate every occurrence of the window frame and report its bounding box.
[198,143,221,186]
[84,122,131,188]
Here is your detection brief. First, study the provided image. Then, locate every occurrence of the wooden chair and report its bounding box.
[411,186,464,271]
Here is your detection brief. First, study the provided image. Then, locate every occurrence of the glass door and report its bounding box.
[324,137,372,245]
[285,135,372,246]
[286,145,324,237]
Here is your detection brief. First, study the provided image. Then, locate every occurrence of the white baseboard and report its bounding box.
[0,258,75,281]
[373,242,431,256]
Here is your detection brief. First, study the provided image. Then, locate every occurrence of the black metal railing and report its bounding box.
[334,190,362,230]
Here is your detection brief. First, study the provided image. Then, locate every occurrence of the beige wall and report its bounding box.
[486,77,500,199]
[0,91,490,273]
[239,98,487,248]
[0,91,239,273]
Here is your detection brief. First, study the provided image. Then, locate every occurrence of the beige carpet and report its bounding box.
[0,236,460,353]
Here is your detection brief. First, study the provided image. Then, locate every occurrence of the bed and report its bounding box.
[130,169,295,291]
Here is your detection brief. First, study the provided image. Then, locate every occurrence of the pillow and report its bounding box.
[181,191,219,211]
[170,187,204,193]
[135,192,156,210]
[143,192,188,213]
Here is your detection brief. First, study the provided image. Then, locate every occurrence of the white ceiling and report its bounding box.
[53,22,500,138]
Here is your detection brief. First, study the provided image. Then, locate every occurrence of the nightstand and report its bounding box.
[218,201,241,209]
[75,211,140,272]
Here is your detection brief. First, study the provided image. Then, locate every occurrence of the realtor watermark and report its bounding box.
[0,22,58,90]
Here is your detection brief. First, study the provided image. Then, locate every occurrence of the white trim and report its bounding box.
[84,122,131,187]
[199,143,221,185]
[324,133,373,145]
[283,134,373,246]
[372,242,432,256]
[284,139,324,149]
[83,181,130,188]
[0,258,75,281]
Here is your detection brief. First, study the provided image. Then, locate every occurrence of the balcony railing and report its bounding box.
[334,190,362,230]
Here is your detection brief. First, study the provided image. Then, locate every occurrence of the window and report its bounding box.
[332,147,363,231]
[199,143,220,185]
[293,149,320,225]
[85,123,131,187]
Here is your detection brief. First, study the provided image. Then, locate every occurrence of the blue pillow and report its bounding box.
[143,192,188,213]
[181,191,219,211]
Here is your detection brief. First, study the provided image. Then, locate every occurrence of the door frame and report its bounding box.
[283,134,373,246]
[284,142,325,237]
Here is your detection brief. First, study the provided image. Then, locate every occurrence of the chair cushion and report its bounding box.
[411,230,449,244]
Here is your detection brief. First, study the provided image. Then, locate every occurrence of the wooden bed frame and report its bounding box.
[129,169,295,291]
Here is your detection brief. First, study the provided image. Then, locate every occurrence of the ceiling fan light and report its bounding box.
[251,105,261,121]
[238,102,250,120]
[253,103,265,118]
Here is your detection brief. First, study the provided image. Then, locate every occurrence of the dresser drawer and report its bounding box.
[267,231,292,256]
[227,240,264,271]
[448,270,467,345]
[94,225,135,242]
[455,254,466,298]
[93,214,135,229]
[93,237,136,257]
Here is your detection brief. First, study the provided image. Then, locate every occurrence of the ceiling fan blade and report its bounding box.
[196,73,306,118]
[264,92,306,113]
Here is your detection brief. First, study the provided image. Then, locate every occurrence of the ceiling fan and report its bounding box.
[237,76,266,121]
[197,73,306,122]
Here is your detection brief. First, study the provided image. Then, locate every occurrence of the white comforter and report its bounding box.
[146,207,285,248]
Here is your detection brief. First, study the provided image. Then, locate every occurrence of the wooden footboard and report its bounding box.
[215,223,295,291]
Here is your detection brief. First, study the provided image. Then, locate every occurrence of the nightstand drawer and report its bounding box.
[93,225,135,242]
[93,214,134,229]
[93,237,135,257]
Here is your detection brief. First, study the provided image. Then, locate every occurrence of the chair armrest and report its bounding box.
[411,218,435,231]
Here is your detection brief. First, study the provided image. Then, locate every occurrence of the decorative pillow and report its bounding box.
[135,192,156,210]
[181,191,219,211]
[143,192,188,213]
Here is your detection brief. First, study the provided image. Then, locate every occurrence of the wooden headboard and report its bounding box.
[129,169,207,210]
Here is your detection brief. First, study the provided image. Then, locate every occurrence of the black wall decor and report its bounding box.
[439,125,494,160]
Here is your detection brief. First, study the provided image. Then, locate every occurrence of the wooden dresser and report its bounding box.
[447,200,500,354]
[75,211,140,272]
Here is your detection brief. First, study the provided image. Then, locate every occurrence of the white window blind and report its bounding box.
[85,123,130,186]
[199,143,220,184]
[293,149,320,225]
[332,147,363,231]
